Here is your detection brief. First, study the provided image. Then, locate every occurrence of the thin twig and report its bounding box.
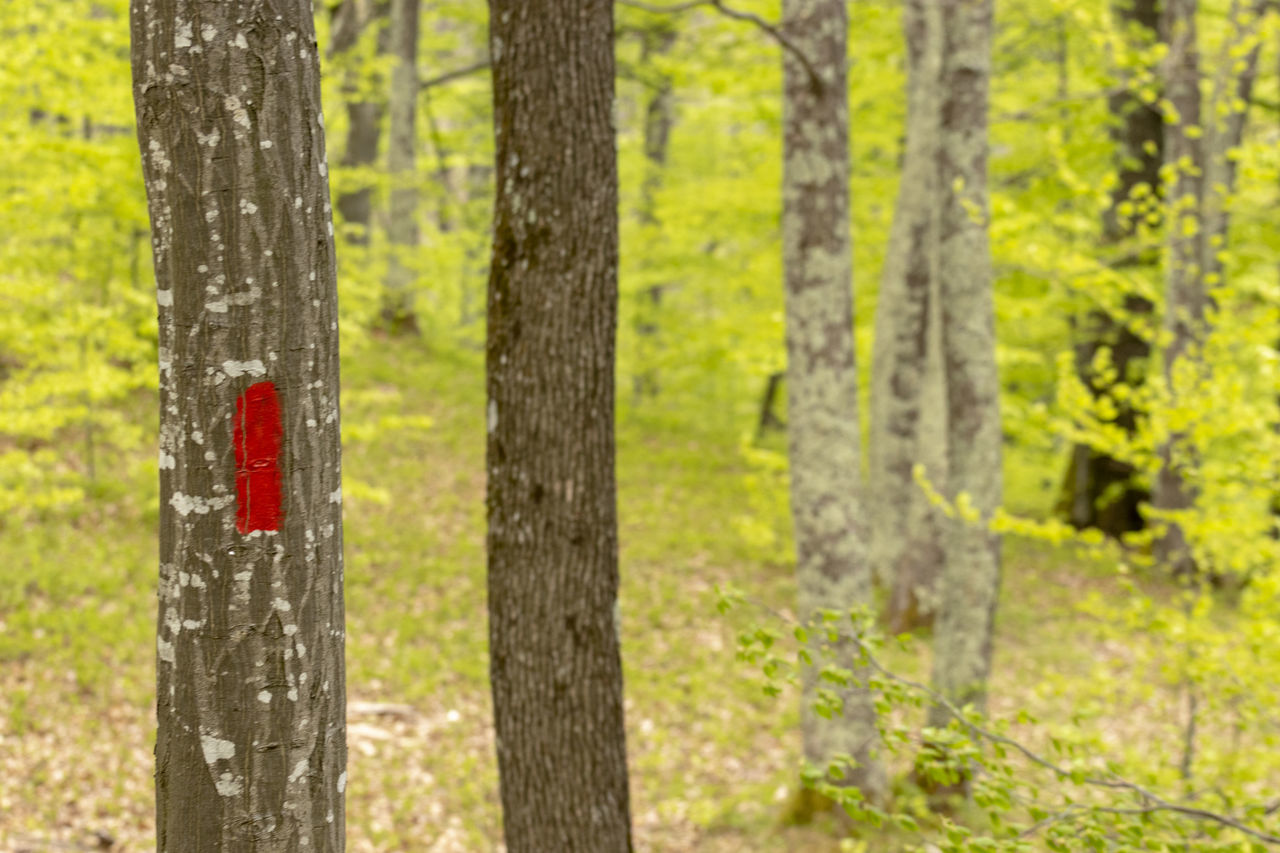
[617,0,823,90]
[419,59,490,91]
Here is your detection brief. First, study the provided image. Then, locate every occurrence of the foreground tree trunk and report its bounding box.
[383,0,420,333]
[870,0,948,633]
[928,0,1001,742]
[1152,0,1205,578]
[485,1,633,850]
[131,1,346,848]
[1060,0,1161,537]
[781,0,886,805]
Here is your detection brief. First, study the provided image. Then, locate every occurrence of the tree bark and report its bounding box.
[1152,0,1205,578]
[1061,0,1162,538]
[485,1,633,850]
[330,0,390,246]
[929,0,1002,730]
[131,1,346,849]
[384,0,420,333]
[781,0,885,804]
[870,0,948,634]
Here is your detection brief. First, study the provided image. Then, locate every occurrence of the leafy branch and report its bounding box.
[730,592,1280,846]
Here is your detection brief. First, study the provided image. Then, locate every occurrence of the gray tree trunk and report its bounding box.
[870,0,948,634]
[928,0,1002,729]
[781,0,886,804]
[330,0,390,246]
[485,0,633,850]
[384,0,420,333]
[131,1,346,849]
[1061,0,1161,538]
[1152,0,1205,578]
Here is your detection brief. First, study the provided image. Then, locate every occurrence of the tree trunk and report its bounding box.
[131,1,346,849]
[928,0,1001,740]
[633,21,677,402]
[781,0,885,805]
[485,1,633,850]
[1060,0,1162,538]
[331,0,390,246]
[1200,0,1266,290]
[1152,0,1205,579]
[870,0,948,634]
[384,0,420,334]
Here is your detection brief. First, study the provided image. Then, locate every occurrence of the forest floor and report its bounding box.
[0,338,1220,852]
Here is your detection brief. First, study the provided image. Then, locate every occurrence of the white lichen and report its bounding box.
[200,734,236,765]
[221,359,266,378]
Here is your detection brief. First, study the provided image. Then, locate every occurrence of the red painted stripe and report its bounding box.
[234,381,284,534]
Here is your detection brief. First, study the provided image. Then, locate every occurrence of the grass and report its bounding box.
[1,335,1270,851]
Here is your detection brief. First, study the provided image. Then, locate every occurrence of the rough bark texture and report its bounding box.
[870,0,948,633]
[485,1,633,850]
[330,0,389,246]
[1061,0,1162,538]
[1152,0,1205,578]
[384,0,420,333]
[131,1,346,849]
[929,0,1002,726]
[781,0,886,803]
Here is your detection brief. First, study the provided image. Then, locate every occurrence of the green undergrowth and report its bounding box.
[0,335,1242,851]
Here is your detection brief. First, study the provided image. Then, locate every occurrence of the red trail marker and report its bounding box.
[234,381,284,533]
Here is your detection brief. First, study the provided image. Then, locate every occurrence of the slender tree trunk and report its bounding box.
[384,0,420,333]
[781,0,885,805]
[1152,0,1205,579]
[330,0,390,246]
[131,1,346,849]
[870,0,948,633]
[928,0,1001,737]
[1200,0,1266,290]
[485,1,633,850]
[1061,0,1162,538]
[633,22,677,402]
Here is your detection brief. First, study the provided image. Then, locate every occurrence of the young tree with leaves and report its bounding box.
[1062,0,1162,538]
[484,0,634,849]
[1152,0,1205,579]
[780,0,885,806]
[131,0,347,848]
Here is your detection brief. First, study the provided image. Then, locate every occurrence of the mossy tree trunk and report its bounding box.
[870,0,948,634]
[484,0,634,849]
[927,0,1002,757]
[781,0,886,805]
[131,0,347,848]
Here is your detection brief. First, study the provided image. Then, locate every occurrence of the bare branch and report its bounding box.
[419,59,490,91]
[616,0,823,90]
